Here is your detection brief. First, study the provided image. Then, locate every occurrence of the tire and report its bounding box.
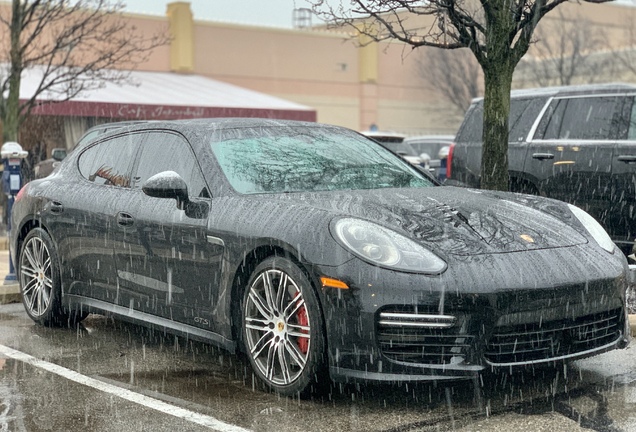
[241,257,326,396]
[18,228,85,327]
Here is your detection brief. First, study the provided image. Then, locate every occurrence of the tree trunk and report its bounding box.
[3,0,22,143]
[480,66,513,191]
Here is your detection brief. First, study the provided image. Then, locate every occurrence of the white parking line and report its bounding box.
[0,344,251,432]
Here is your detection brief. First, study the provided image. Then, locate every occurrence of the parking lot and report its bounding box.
[1,299,636,432]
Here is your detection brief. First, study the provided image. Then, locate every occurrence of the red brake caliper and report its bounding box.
[294,293,309,354]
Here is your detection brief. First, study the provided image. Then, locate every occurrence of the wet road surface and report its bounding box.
[1,302,635,431]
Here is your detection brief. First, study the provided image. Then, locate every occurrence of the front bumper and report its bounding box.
[316,245,630,383]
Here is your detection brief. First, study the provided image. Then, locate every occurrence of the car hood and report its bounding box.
[255,186,588,256]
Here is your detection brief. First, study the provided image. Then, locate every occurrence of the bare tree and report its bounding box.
[311,0,609,191]
[518,10,612,87]
[416,47,482,114]
[0,0,167,143]
[612,17,636,80]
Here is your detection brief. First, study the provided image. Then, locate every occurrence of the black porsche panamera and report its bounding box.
[11,118,630,396]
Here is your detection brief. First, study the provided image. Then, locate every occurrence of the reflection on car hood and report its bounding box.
[258,186,587,256]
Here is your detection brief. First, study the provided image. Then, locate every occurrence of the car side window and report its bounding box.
[454,103,483,143]
[78,134,138,187]
[133,132,210,198]
[536,97,621,141]
[534,99,567,140]
[509,97,548,142]
[455,98,540,144]
[617,96,636,141]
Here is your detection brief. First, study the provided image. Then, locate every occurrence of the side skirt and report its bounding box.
[65,295,236,352]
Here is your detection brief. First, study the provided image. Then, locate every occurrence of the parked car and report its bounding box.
[446,83,636,255]
[12,118,630,396]
[405,135,455,181]
[33,148,67,179]
[360,130,423,166]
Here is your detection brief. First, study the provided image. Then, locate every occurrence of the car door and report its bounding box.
[610,95,636,249]
[115,130,222,330]
[59,133,139,304]
[526,95,621,228]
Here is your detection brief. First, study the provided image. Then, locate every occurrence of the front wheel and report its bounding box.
[19,228,84,327]
[241,257,326,396]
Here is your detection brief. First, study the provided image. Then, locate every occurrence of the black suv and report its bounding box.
[446,83,636,254]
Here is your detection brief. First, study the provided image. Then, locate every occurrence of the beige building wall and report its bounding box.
[375,43,464,135]
[180,12,463,134]
[190,21,361,129]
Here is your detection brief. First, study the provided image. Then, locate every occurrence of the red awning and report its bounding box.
[22,68,316,121]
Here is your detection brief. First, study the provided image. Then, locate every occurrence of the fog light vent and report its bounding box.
[378,312,456,329]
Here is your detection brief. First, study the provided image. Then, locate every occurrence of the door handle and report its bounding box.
[116,212,134,226]
[617,155,636,163]
[532,153,555,160]
[50,201,63,213]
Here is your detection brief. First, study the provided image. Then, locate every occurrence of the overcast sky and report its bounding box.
[122,1,636,29]
[123,0,311,28]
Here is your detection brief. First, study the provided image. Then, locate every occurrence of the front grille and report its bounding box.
[485,308,623,365]
[377,309,473,365]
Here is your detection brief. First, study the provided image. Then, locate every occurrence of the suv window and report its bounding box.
[132,131,210,198]
[455,103,482,143]
[628,98,636,140]
[509,98,548,142]
[535,96,621,140]
[78,134,138,187]
[617,96,636,140]
[455,97,544,143]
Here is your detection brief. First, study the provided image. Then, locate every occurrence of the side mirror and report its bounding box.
[142,171,189,210]
[51,148,67,162]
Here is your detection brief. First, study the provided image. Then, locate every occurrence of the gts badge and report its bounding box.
[194,316,210,326]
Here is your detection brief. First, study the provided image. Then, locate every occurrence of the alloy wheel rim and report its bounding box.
[20,237,53,317]
[244,269,311,386]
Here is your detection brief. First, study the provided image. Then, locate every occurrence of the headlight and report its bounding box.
[331,218,447,273]
[567,204,615,253]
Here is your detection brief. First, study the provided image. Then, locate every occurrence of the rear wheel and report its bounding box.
[19,228,85,327]
[241,257,326,396]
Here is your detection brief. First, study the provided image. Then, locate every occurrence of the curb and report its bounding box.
[0,283,20,305]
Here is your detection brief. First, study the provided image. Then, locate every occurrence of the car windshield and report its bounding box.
[210,126,433,194]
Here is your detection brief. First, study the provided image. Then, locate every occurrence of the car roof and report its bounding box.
[404,135,455,143]
[85,120,149,133]
[469,83,636,104]
[119,118,322,132]
[360,130,406,138]
[76,118,333,149]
